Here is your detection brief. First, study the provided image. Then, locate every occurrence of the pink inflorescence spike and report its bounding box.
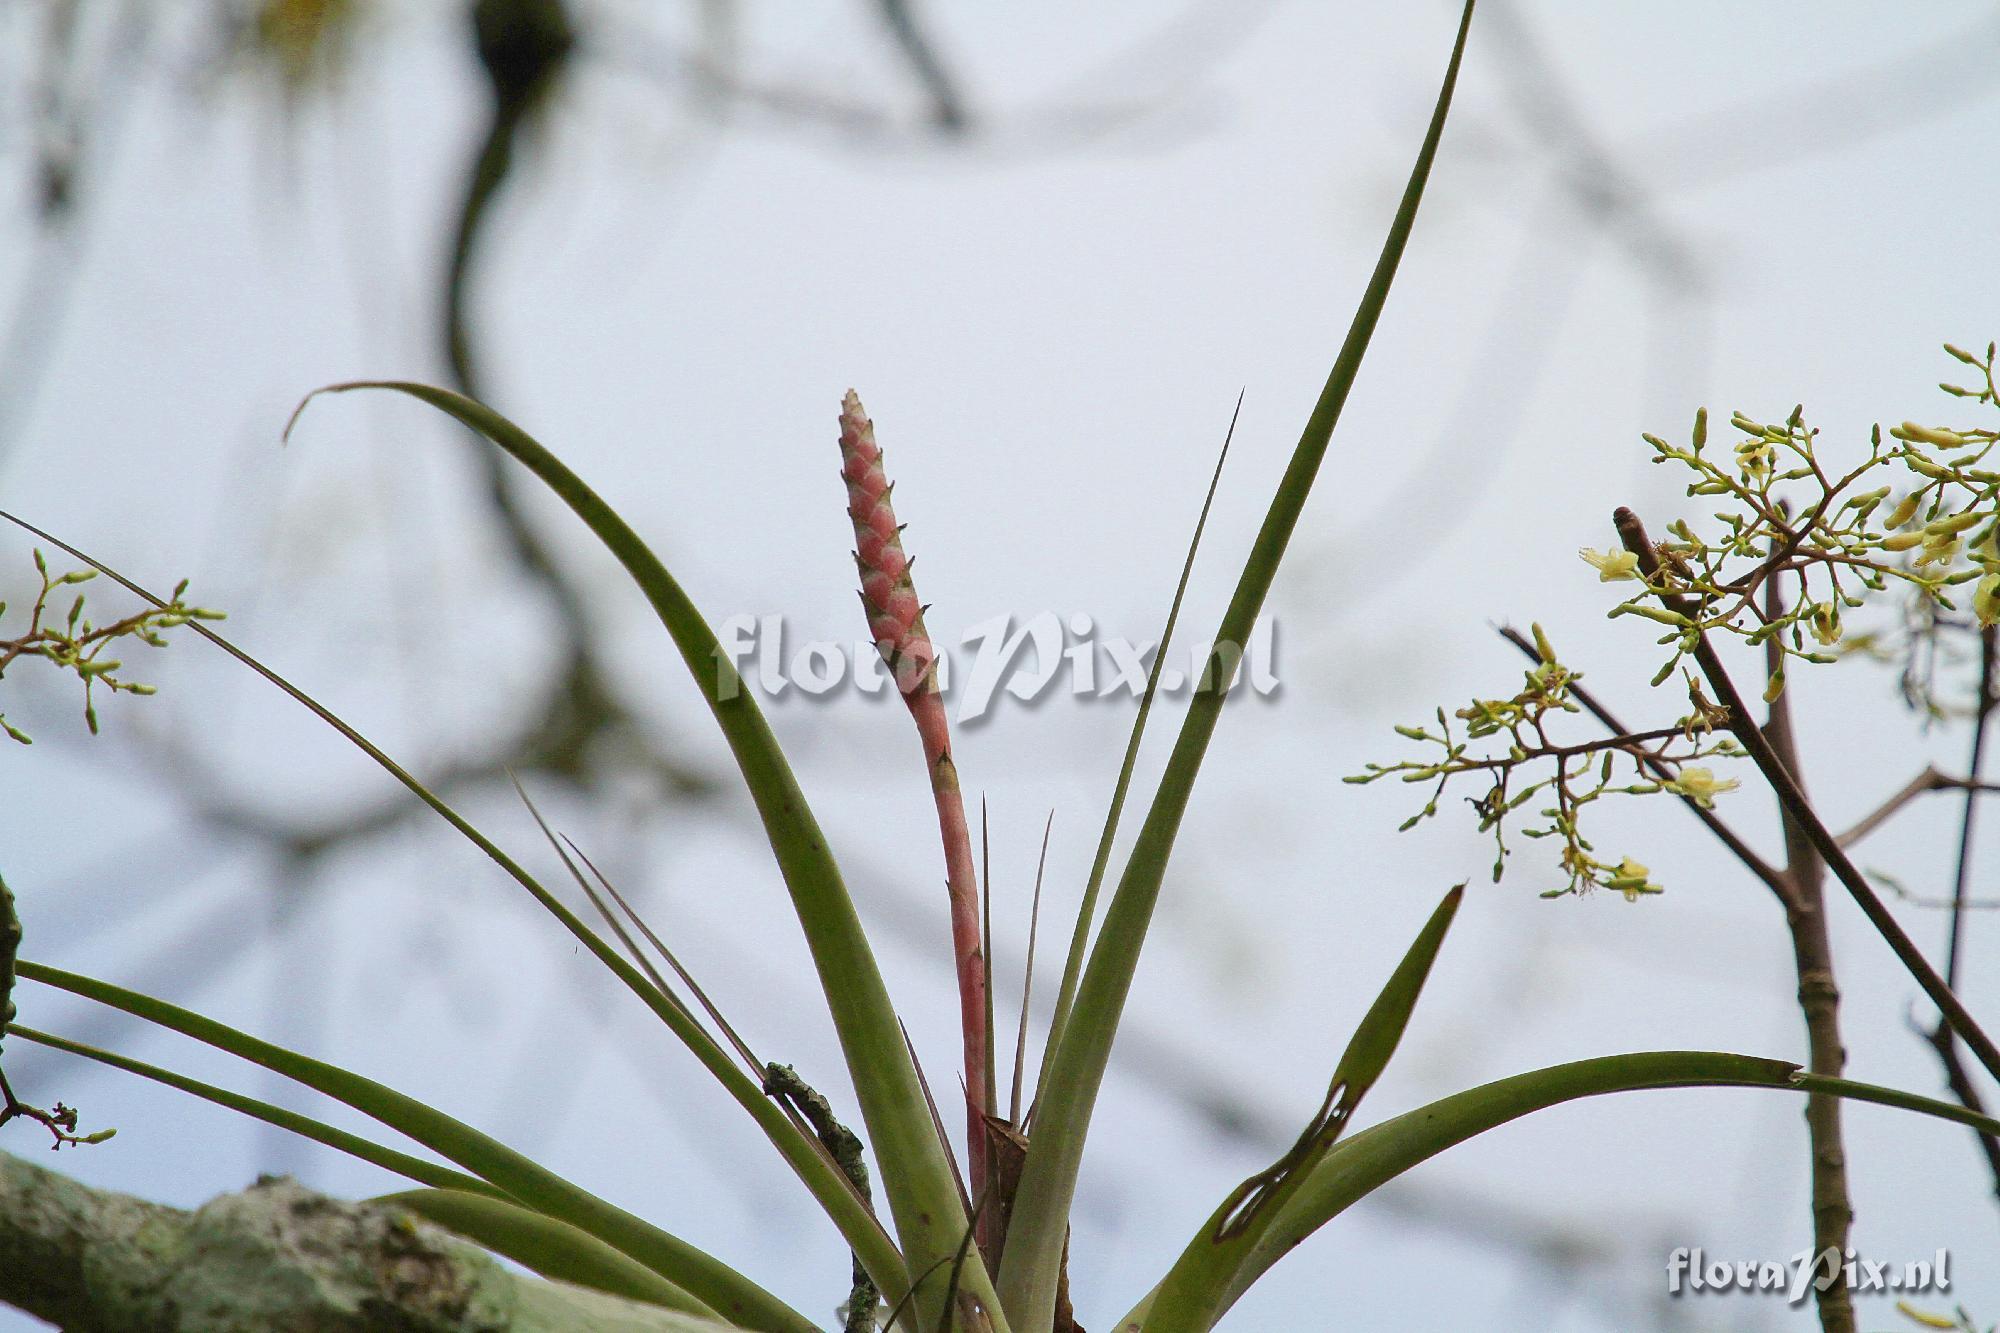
[835,390,992,1196]
[840,390,938,695]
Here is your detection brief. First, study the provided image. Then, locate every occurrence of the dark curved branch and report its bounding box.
[1928,623,2000,1206]
[875,0,969,133]
[1613,505,2000,1089]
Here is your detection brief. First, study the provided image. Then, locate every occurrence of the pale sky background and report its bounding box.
[3,3,1999,1330]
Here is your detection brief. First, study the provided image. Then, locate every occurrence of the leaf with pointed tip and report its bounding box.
[282,384,998,1328]
[15,961,816,1333]
[1139,885,1461,1333]
[1112,1051,2000,1330]
[1000,5,1480,1323]
[1037,394,1239,1111]
[8,1024,496,1198]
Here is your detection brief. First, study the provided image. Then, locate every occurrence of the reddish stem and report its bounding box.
[837,390,990,1200]
[908,687,990,1195]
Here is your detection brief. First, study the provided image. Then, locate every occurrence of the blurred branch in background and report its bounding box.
[0,0,149,461]
[872,0,967,134]
[1308,1,2000,611]
[0,0,1290,1136]
[4,5,1997,1329]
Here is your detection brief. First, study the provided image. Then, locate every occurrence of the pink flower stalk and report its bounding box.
[840,391,939,699]
[839,390,991,1198]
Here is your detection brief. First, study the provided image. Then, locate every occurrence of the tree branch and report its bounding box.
[1759,573,1853,1333]
[0,1149,733,1332]
[875,0,969,132]
[1838,766,1951,848]
[1613,505,2000,1088]
[1835,766,2000,849]
[1929,622,2000,1206]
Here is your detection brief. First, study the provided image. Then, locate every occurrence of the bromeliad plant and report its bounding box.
[3,4,1999,1330]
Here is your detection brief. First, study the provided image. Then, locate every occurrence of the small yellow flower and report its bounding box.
[1807,602,1841,647]
[1975,573,2000,628]
[1736,438,1775,478]
[1916,532,1959,568]
[1666,765,1740,808]
[1579,547,1639,582]
[1607,857,1663,903]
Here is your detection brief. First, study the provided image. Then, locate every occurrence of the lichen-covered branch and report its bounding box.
[0,1149,732,1333]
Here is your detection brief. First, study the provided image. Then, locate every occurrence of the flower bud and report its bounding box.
[1897,421,1965,449]
[1925,510,1983,537]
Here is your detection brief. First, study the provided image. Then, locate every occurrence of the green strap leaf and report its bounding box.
[379,1187,719,1318]
[1140,886,1461,1333]
[16,961,813,1333]
[1112,1051,2000,1330]
[998,4,1480,1324]
[7,1024,498,1198]
[1037,395,1240,1100]
[285,382,999,1330]
[0,509,916,1322]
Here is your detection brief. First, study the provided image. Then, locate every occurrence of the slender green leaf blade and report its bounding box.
[1000,5,1479,1323]
[8,1024,497,1198]
[1037,394,1240,1106]
[1111,1051,2000,1329]
[0,512,914,1318]
[1325,884,1461,1098]
[16,961,814,1333]
[1140,885,1461,1332]
[285,383,998,1328]
[379,1187,718,1318]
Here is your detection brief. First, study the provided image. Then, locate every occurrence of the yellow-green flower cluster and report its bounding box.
[0,551,221,743]
[1606,344,2000,706]
[1351,624,1743,899]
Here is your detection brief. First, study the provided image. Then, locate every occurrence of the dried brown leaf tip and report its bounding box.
[840,390,937,695]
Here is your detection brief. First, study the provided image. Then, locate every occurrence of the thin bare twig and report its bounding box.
[1945,625,1997,993]
[1923,1012,2000,1207]
[1838,767,1951,848]
[1928,623,2000,1204]
[1835,767,2000,849]
[1875,872,2000,913]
